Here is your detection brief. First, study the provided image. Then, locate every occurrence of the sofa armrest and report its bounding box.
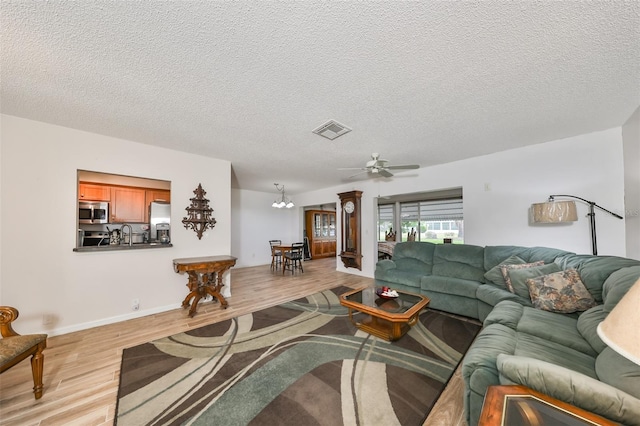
[497,354,640,426]
[376,259,396,271]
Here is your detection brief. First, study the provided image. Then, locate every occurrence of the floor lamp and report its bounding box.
[531,194,624,255]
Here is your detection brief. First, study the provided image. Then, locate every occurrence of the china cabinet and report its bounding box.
[305,210,336,259]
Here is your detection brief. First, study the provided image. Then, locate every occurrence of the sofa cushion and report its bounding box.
[497,355,640,426]
[476,284,532,311]
[596,347,640,400]
[557,255,640,302]
[483,255,525,288]
[421,275,480,298]
[506,262,562,299]
[432,244,485,282]
[500,261,544,293]
[483,246,531,271]
[391,241,436,274]
[602,265,640,312]
[374,268,422,289]
[526,269,597,314]
[577,305,607,353]
[484,301,596,356]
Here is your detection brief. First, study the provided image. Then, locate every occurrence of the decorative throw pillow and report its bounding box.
[500,261,544,293]
[526,269,597,313]
[507,263,562,300]
[484,255,526,288]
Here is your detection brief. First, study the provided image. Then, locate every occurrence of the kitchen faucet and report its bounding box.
[121,224,133,247]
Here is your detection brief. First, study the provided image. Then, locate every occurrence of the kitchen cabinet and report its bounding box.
[305,210,336,259]
[111,187,146,223]
[144,189,171,222]
[78,183,110,201]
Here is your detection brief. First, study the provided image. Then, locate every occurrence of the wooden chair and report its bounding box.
[0,306,47,399]
[283,242,304,274]
[385,228,397,241]
[269,240,282,270]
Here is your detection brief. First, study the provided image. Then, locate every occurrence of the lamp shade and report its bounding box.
[597,278,640,365]
[531,200,578,223]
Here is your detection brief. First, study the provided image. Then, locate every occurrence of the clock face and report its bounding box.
[344,201,355,214]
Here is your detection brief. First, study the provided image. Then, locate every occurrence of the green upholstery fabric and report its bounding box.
[497,355,640,426]
[373,242,640,426]
[517,308,596,356]
[483,300,594,355]
[475,284,531,311]
[506,262,562,299]
[483,246,532,270]
[557,255,640,302]
[391,241,435,274]
[483,255,525,287]
[602,265,640,312]
[374,268,422,289]
[0,334,47,366]
[483,300,524,329]
[462,324,517,426]
[432,244,485,282]
[521,246,573,264]
[596,347,640,400]
[576,305,607,353]
[421,275,479,298]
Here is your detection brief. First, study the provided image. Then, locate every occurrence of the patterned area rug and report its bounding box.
[116,287,480,425]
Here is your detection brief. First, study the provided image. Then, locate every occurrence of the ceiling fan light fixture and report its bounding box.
[312,119,351,140]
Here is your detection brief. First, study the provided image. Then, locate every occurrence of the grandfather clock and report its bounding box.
[338,190,363,270]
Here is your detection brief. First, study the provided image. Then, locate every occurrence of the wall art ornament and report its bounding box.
[182,183,217,240]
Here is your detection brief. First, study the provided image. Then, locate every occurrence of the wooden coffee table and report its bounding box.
[340,287,429,341]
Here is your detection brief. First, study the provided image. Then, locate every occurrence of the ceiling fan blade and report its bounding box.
[385,164,419,170]
[338,167,367,171]
[347,170,369,179]
[378,169,394,178]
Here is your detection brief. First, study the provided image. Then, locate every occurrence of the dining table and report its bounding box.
[272,243,295,275]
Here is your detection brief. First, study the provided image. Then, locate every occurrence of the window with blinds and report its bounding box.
[400,198,463,243]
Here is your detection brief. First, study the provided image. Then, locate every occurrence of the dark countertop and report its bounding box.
[73,243,173,253]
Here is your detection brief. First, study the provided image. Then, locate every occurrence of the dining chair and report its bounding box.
[0,306,47,399]
[269,240,282,270]
[283,242,304,274]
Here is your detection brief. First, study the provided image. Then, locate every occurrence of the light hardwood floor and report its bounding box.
[0,258,468,426]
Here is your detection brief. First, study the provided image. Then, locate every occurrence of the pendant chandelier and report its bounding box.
[272,183,294,209]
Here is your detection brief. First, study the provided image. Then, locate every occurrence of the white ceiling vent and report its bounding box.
[312,120,352,140]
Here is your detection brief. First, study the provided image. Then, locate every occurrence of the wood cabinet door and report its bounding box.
[111,187,146,223]
[79,183,111,201]
[146,189,170,204]
[145,190,170,221]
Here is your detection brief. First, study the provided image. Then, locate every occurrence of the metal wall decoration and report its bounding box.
[182,183,217,240]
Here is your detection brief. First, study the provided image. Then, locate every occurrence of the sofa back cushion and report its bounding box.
[556,255,640,302]
[602,265,640,312]
[577,305,608,353]
[483,246,572,271]
[596,347,640,399]
[433,244,485,282]
[392,241,436,274]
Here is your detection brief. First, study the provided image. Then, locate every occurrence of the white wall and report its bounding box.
[622,106,640,260]
[293,127,628,278]
[1,115,232,335]
[230,188,297,267]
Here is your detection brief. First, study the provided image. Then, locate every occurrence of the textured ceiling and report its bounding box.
[2,1,639,194]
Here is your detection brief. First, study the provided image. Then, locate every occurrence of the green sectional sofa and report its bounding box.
[375,242,640,426]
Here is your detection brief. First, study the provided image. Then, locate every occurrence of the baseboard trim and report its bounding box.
[45,302,182,337]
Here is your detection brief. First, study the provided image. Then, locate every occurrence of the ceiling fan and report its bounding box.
[339,153,420,178]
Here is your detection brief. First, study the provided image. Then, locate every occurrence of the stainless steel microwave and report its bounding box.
[79,201,109,224]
